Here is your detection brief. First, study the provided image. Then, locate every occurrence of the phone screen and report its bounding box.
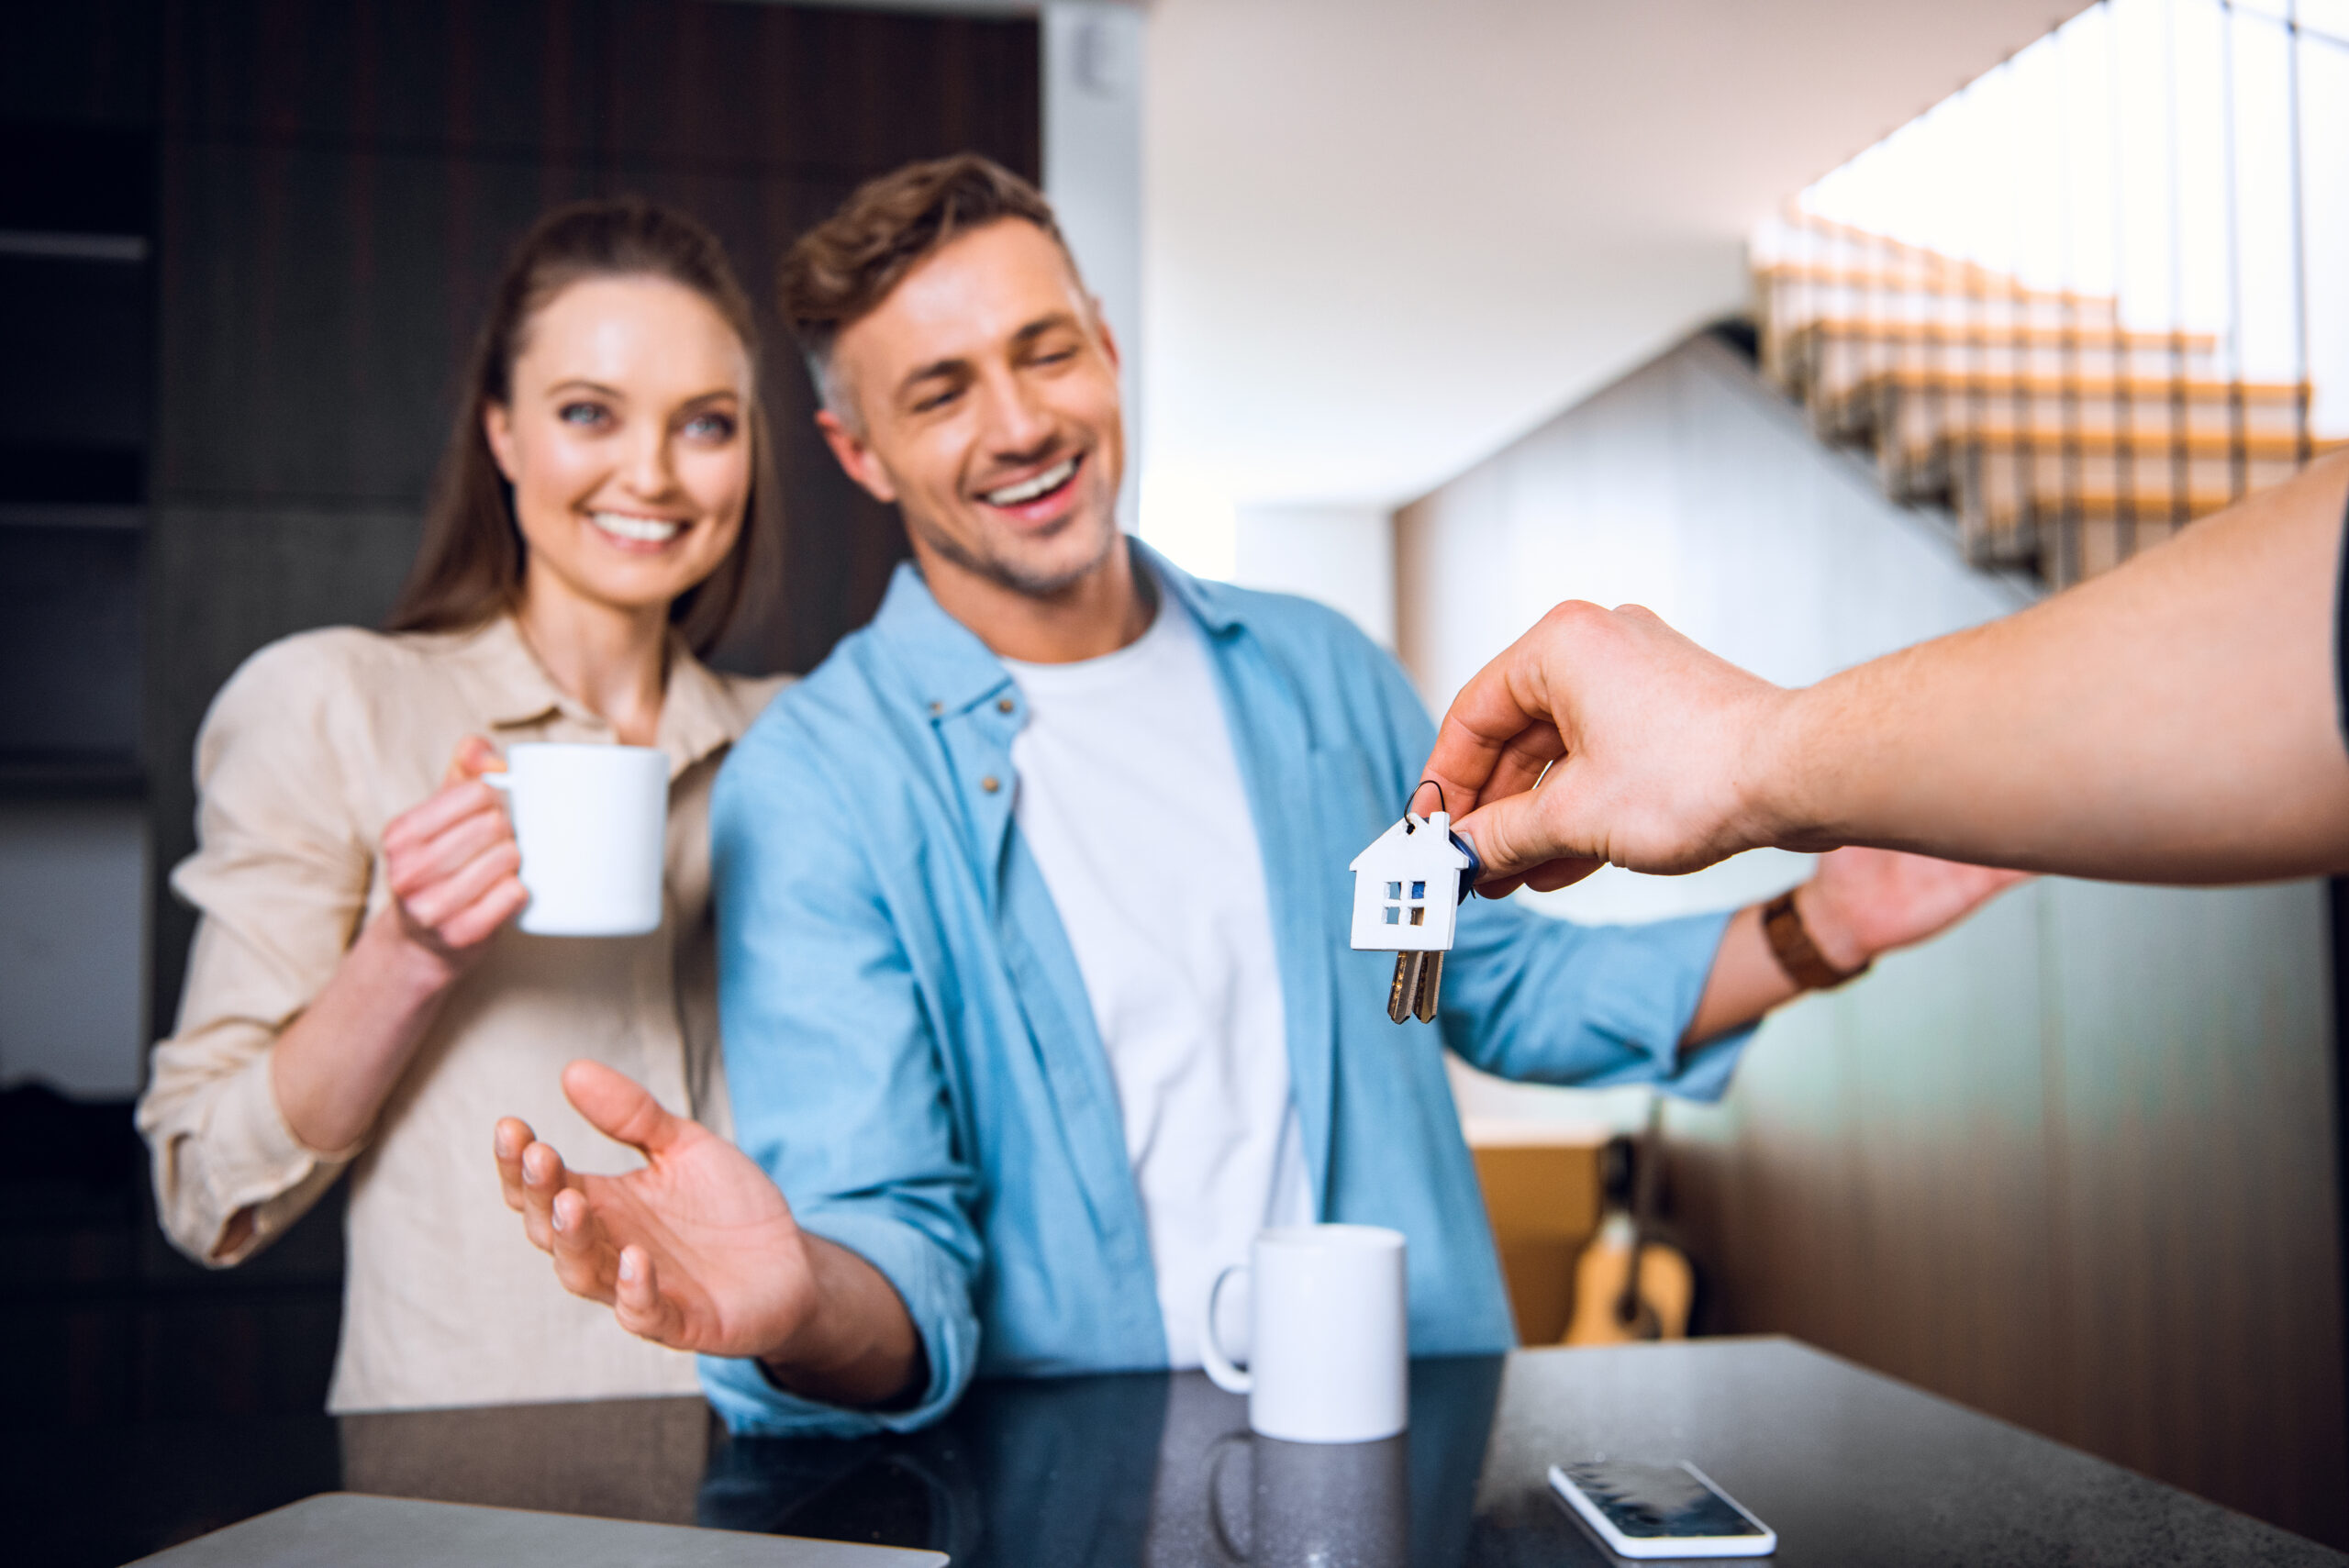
[1557,1461,1765,1540]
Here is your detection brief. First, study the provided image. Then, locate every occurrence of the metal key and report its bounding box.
[1388,950,1445,1024]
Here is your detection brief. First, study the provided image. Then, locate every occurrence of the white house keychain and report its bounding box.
[1350,782,1483,1023]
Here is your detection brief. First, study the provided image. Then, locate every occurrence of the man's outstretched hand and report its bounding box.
[1800,847,2027,970]
[495,1062,814,1359]
[1421,601,1793,894]
[495,1062,920,1405]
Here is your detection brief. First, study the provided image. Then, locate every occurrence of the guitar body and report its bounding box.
[1563,1216,1695,1345]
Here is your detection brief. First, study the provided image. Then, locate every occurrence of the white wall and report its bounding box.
[1231,503,1396,648]
[1400,330,2034,1125]
[1043,1,1146,536]
[0,799,149,1097]
[1142,0,2066,508]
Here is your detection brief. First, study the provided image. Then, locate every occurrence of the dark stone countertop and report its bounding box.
[22,1337,2345,1566]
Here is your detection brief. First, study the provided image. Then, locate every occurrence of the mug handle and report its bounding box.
[1201,1262,1252,1395]
[1204,1430,1252,1564]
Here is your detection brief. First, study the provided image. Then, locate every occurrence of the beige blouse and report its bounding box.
[135,616,787,1413]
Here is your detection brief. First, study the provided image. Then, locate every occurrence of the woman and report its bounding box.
[136,199,788,1412]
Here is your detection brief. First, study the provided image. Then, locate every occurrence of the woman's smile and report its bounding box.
[587,509,692,550]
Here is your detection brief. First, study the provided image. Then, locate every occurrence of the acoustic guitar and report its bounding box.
[1563,1099,1695,1344]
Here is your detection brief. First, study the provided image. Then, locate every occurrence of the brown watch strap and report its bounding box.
[1762,889,1871,991]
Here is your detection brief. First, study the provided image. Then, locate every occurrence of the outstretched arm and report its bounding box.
[495,1061,922,1408]
[1427,452,2349,887]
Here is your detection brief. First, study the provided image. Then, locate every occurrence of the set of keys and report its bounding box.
[1349,784,1483,1024]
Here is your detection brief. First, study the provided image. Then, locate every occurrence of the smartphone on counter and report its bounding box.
[1547,1459,1776,1558]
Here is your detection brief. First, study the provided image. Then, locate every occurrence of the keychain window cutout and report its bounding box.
[1349,806,1474,951]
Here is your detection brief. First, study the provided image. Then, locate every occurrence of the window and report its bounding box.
[1409,906,1426,926]
[1383,906,1400,925]
[1386,882,1401,899]
[1410,881,1426,899]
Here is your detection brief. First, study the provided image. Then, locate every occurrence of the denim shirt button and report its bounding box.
[981,774,1002,794]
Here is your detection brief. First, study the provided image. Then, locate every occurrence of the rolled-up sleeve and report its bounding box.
[135,640,373,1265]
[1442,899,1749,1101]
[698,718,984,1436]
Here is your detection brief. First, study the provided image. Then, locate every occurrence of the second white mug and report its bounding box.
[1201,1223,1408,1443]
[484,742,668,938]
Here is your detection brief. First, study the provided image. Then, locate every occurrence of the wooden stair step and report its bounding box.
[1764,288,2119,326]
[1790,318,2215,354]
[1901,426,2340,496]
[2047,516,2190,589]
[1789,338,2225,406]
[1765,215,2020,281]
[1920,424,2337,459]
[1828,370,2310,455]
[1984,510,2198,590]
[1943,452,2310,512]
[1765,297,2126,371]
[1985,487,2249,520]
[1855,368,2306,401]
[1756,261,2098,302]
[1963,487,2230,573]
[1781,319,2221,389]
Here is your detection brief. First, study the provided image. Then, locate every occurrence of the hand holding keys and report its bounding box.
[1349,784,1482,1024]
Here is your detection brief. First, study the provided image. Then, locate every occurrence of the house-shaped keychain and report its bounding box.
[1350,802,1476,1023]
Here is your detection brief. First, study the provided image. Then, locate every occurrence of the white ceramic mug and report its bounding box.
[484,743,668,937]
[1201,1224,1408,1443]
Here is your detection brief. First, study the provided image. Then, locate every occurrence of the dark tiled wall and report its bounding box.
[139,0,1041,1032]
[3,0,1039,1441]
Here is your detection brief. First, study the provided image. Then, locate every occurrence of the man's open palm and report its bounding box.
[495,1061,815,1360]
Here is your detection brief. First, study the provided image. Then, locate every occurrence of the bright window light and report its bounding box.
[1140,465,1237,581]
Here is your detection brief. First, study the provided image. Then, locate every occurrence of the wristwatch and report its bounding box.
[1761,889,1871,991]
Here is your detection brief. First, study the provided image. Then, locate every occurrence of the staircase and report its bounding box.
[1755,216,2336,588]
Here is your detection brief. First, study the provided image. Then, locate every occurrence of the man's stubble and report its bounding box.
[904,501,1124,603]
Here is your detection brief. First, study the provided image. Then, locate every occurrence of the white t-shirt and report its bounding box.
[1001,596,1314,1369]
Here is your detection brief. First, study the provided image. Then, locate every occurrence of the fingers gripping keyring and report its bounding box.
[1401,779,1482,889]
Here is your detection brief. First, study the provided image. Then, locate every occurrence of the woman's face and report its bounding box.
[484,274,753,626]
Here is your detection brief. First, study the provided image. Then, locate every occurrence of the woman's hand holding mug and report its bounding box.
[376,736,529,972]
[262,738,528,1164]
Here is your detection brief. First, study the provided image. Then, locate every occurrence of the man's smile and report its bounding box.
[976,453,1083,522]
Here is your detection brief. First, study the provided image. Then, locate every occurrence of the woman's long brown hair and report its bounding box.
[386,198,779,657]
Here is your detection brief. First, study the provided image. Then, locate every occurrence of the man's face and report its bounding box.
[818,219,1125,599]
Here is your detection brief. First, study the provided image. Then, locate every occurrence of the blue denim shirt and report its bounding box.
[699,543,1748,1435]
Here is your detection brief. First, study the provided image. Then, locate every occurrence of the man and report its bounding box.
[1425,452,2349,891]
[494,157,2011,1434]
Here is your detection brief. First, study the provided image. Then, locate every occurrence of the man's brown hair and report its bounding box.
[777,154,1074,417]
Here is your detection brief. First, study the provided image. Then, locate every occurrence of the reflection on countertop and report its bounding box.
[696,1357,1498,1568]
[26,1340,2348,1567]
